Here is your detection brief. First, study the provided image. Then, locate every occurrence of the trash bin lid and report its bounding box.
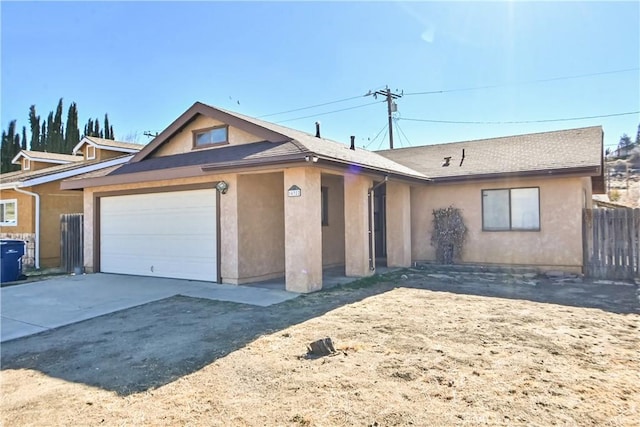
[0,240,26,245]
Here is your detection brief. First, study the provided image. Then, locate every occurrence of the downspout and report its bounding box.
[368,176,389,271]
[13,185,40,269]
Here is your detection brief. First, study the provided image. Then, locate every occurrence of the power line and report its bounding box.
[404,67,640,96]
[376,127,389,151]
[258,95,366,118]
[275,100,384,124]
[399,111,640,125]
[364,123,389,149]
[394,118,412,147]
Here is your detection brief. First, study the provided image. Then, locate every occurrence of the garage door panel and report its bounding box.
[100,189,217,281]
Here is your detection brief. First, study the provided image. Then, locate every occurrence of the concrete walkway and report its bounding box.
[1,273,298,343]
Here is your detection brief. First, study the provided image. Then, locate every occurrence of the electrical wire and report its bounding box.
[394,118,412,147]
[399,111,640,125]
[376,127,389,151]
[275,100,385,124]
[258,94,367,118]
[364,123,389,149]
[257,85,390,118]
[404,67,640,96]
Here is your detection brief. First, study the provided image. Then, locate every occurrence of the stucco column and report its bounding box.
[284,167,322,293]
[386,181,412,267]
[83,188,95,273]
[220,175,239,284]
[344,173,374,277]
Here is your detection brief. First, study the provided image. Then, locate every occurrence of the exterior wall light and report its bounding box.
[216,181,229,194]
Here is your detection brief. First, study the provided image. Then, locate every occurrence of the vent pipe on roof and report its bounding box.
[350,136,356,150]
[315,122,321,138]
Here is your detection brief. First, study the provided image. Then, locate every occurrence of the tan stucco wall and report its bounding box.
[28,160,58,171]
[237,172,285,282]
[38,182,83,268]
[386,181,412,267]
[284,167,323,292]
[152,115,264,157]
[95,149,125,161]
[410,175,587,272]
[321,174,345,267]
[0,188,34,233]
[1,183,82,268]
[344,173,374,277]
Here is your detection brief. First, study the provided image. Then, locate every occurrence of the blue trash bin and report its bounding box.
[1,240,26,283]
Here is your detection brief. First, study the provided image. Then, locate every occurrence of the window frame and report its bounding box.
[481,187,541,232]
[86,145,96,160]
[0,199,18,226]
[23,158,31,170]
[321,186,329,226]
[192,125,229,149]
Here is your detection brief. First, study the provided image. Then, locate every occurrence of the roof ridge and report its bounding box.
[376,125,603,153]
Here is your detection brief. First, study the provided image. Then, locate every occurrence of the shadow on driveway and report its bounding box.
[1,269,638,396]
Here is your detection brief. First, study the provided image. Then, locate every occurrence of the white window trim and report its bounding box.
[0,199,18,226]
[87,145,96,160]
[23,158,31,170]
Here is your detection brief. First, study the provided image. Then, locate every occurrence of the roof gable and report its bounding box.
[72,136,144,155]
[131,102,293,162]
[11,150,83,166]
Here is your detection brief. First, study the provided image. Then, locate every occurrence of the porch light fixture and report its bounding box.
[216,181,229,194]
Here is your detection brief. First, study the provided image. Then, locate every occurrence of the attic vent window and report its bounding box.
[193,125,229,148]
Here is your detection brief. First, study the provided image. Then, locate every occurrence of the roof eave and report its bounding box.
[4,156,135,191]
[427,165,602,184]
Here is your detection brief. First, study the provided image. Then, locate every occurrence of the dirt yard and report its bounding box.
[1,270,639,426]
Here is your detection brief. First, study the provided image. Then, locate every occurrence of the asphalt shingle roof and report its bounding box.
[17,150,83,163]
[376,126,603,180]
[85,137,145,151]
[1,156,131,185]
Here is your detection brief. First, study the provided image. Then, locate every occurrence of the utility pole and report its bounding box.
[367,86,403,149]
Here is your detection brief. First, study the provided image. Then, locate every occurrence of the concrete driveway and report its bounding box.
[1,273,298,342]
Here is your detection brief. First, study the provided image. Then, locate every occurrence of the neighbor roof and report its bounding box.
[1,155,134,190]
[377,126,604,183]
[11,150,83,165]
[72,136,145,155]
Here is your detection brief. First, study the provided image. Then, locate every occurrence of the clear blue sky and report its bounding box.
[2,1,639,152]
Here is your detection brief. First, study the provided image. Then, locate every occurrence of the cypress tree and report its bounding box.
[64,102,80,153]
[21,126,27,150]
[45,112,53,152]
[51,98,64,153]
[94,119,101,138]
[109,125,114,140]
[104,114,110,139]
[40,121,47,151]
[1,121,20,173]
[28,105,40,151]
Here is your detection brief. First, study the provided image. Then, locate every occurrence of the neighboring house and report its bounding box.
[61,103,603,292]
[0,142,144,269]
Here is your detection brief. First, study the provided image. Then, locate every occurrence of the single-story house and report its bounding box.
[61,102,603,292]
[0,140,144,268]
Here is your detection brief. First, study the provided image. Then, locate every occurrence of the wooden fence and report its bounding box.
[582,208,640,280]
[60,213,83,273]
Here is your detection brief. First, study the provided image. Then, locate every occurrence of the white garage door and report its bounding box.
[100,189,217,281]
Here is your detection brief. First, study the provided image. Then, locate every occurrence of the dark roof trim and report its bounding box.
[311,155,431,184]
[427,166,601,184]
[132,102,292,162]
